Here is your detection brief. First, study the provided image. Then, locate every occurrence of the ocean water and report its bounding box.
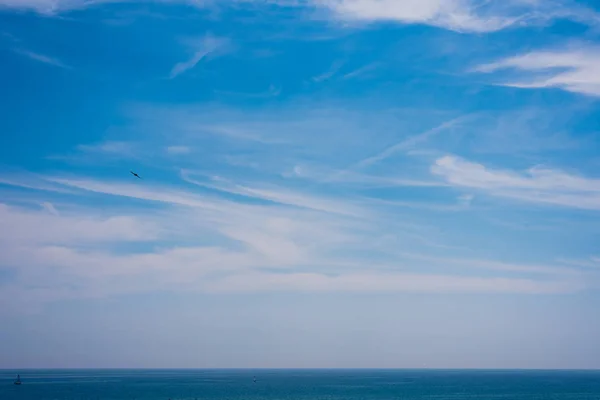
[1,369,599,400]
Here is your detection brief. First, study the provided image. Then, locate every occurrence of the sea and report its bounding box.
[1,369,600,400]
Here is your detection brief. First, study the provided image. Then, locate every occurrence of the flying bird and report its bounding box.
[130,171,142,179]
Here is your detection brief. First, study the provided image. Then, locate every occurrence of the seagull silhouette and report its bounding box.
[130,171,142,179]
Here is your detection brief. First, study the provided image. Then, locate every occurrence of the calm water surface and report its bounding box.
[1,369,599,400]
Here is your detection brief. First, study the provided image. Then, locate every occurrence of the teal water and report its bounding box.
[1,369,599,400]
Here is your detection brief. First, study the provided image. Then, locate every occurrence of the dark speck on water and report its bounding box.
[2,369,600,400]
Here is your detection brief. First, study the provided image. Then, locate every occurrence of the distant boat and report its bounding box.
[14,375,21,385]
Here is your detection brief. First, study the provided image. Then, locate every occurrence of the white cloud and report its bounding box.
[0,203,157,246]
[7,174,364,250]
[181,170,365,216]
[312,59,345,82]
[341,62,380,80]
[289,164,448,188]
[2,90,598,310]
[2,246,581,313]
[166,145,191,155]
[0,163,594,313]
[0,0,69,14]
[432,155,600,210]
[47,177,226,210]
[14,49,70,69]
[77,141,136,155]
[206,270,581,295]
[0,178,360,307]
[77,141,140,159]
[46,141,145,165]
[0,171,80,194]
[0,0,206,14]
[354,115,469,169]
[367,198,469,212]
[457,194,474,207]
[41,201,59,216]
[169,35,229,79]
[399,251,579,276]
[318,0,551,32]
[557,257,600,270]
[474,46,600,96]
[214,84,282,99]
[4,0,597,35]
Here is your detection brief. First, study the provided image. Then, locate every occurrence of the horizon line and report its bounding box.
[2,368,600,371]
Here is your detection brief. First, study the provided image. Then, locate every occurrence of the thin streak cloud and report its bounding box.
[473,45,600,96]
[14,49,71,69]
[169,35,229,79]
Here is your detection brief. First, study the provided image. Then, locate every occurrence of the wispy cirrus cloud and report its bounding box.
[312,59,345,82]
[180,170,365,217]
[77,141,137,156]
[0,203,157,246]
[0,180,586,313]
[341,62,380,80]
[432,155,600,210]
[354,115,470,169]
[206,271,582,295]
[1,75,598,311]
[46,177,225,210]
[214,84,282,99]
[557,257,600,270]
[0,0,72,14]
[289,164,448,188]
[473,45,600,96]
[0,0,202,14]
[47,140,143,165]
[321,0,508,32]
[3,0,597,35]
[41,201,59,216]
[166,145,191,155]
[318,0,600,33]
[169,34,230,79]
[14,49,71,69]
[0,175,364,276]
[1,91,598,313]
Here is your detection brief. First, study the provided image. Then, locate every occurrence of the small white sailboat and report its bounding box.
[14,374,22,385]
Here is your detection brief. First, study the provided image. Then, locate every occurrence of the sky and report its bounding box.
[1,0,600,370]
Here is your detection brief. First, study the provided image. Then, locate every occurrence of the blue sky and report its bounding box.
[1,0,600,369]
